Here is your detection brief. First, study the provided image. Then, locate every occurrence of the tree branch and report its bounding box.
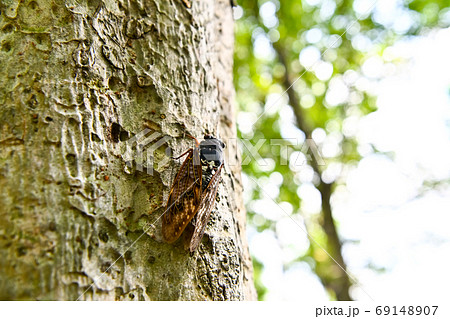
[274,42,352,300]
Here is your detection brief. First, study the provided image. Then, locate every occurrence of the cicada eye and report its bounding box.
[221,141,226,148]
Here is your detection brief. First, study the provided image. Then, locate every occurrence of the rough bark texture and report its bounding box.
[0,0,256,300]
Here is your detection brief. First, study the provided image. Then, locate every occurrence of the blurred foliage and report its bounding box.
[233,0,449,300]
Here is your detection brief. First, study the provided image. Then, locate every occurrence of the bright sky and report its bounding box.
[344,27,450,302]
[246,27,450,301]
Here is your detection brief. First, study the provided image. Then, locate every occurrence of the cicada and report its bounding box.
[162,135,225,252]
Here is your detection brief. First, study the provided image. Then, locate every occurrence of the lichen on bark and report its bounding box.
[0,0,255,300]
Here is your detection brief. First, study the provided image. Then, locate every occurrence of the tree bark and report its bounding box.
[0,0,255,300]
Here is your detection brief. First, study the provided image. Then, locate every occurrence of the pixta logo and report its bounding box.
[123,130,325,175]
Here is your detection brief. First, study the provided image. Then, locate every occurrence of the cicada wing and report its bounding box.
[162,147,202,243]
[189,164,223,252]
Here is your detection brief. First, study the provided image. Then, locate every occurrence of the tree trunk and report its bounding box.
[0,0,256,301]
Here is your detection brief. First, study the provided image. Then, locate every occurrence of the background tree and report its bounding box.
[234,0,450,300]
[0,0,255,300]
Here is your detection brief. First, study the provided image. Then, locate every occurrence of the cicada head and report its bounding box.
[200,135,225,167]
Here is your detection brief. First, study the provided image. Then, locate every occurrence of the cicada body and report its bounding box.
[162,135,225,252]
